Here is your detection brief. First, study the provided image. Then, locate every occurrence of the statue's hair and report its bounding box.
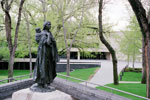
[43,21,51,30]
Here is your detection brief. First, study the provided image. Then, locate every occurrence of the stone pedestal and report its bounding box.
[12,88,74,100]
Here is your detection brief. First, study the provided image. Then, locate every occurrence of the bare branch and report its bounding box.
[69,3,84,50]
[7,0,13,10]
[1,0,6,11]
[13,0,25,51]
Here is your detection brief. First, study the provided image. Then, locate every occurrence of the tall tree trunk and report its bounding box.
[132,49,135,68]
[98,0,118,85]
[8,53,15,81]
[39,0,47,22]
[145,41,150,98]
[24,11,32,77]
[147,10,150,97]
[142,38,146,83]
[127,54,130,67]
[141,7,150,84]
[66,49,70,76]
[1,0,25,81]
[128,0,150,98]
[62,5,84,76]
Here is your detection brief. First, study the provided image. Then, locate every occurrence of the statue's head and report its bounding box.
[35,27,41,33]
[43,21,51,30]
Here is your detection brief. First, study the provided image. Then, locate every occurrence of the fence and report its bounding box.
[119,65,128,81]
[57,73,149,100]
[0,73,149,100]
[0,74,32,84]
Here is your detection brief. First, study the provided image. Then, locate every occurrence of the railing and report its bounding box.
[0,72,149,100]
[57,73,150,100]
[0,74,32,84]
[120,65,128,81]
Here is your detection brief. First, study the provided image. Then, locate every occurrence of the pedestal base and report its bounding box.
[12,88,74,100]
[30,83,55,92]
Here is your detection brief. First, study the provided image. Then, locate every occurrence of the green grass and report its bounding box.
[0,67,99,84]
[97,83,146,100]
[0,70,30,84]
[0,70,30,79]
[120,72,142,81]
[57,67,99,83]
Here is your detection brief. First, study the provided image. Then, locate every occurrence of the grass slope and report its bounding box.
[0,70,30,80]
[120,72,142,81]
[0,67,99,84]
[97,83,146,100]
[57,67,99,83]
[0,70,30,84]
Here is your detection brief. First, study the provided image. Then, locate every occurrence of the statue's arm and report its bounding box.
[46,33,52,45]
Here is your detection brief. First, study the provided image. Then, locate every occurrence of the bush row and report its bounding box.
[124,67,142,72]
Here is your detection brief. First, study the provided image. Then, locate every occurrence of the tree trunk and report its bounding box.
[141,38,146,84]
[39,0,47,22]
[99,0,118,85]
[62,6,84,76]
[1,0,25,81]
[29,45,32,77]
[66,49,70,76]
[25,12,32,77]
[24,12,32,77]
[8,53,15,82]
[132,49,135,68]
[127,54,130,67]
[128,0,150,98]
[147,38,150,98]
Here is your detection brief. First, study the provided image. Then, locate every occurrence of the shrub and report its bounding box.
[124,67,142,72]
[0,47,9,61]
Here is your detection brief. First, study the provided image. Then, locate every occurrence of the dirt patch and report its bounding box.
[88,68,100,81]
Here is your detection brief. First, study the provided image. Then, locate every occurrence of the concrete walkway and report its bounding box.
[119,81,141,83]
[84,60,142,87]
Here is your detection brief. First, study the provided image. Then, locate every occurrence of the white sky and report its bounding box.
[102,0,132,31]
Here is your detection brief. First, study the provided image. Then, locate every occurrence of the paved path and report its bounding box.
[119,81,141,83]
[84,60,142,87]
[2,59,142,100]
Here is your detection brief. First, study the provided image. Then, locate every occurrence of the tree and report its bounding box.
[39,0,47,22]
[120,16,142,67]
[23,10,32,77]
[1,0,25,81]
[128,0,150,98]
[47,0,97,75]
[141,0,150,84]
[62,9,84,76]
[99,0,118,85]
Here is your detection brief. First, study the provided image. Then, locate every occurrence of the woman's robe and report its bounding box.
[33,30,59,85]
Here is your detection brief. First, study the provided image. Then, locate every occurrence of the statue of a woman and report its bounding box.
[31,21,59,92]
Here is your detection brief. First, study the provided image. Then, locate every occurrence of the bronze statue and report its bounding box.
[30,21,59,92]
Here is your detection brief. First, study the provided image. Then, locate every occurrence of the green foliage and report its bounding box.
[0,0,109,59]
[80,51,98,58]
[120,16,142,61]
[124,67,142,72]
[0,47,9,61]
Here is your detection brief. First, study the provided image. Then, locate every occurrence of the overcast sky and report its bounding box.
[103,0,132,31]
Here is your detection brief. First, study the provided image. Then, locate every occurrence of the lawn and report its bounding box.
[0,67,99,84]
[57,67,99,83]
[0,70,30,80]
[120,72,142,81]
[0,70,30,84]
[97,83,146,100]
